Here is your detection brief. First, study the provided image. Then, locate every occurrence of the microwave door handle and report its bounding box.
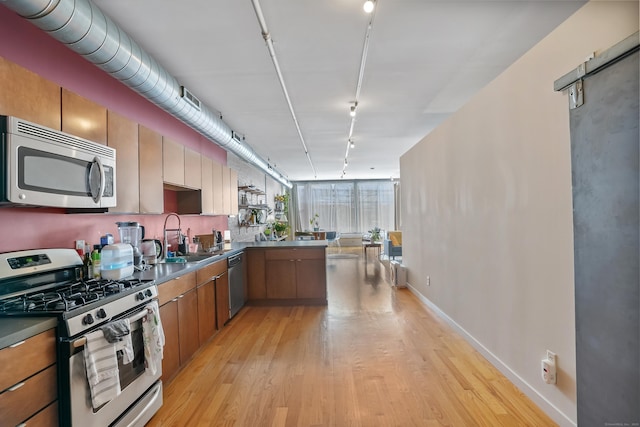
[88,157,105,204]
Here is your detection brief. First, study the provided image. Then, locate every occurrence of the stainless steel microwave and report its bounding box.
[0,115,116,209]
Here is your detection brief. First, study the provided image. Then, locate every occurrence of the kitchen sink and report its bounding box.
[161,253,221,264]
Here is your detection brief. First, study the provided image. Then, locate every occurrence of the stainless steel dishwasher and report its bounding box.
[227,253,244,318]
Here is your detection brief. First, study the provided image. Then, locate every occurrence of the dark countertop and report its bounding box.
[0,240,328,346]
[135,240,327,284]
[0,317,58,349]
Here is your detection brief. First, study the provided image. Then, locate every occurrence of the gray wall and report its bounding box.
[570,49,639,426]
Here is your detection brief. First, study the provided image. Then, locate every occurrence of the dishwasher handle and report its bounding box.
[227,253,242,268]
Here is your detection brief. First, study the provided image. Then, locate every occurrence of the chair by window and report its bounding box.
[383,231,402,260]
[325,231,340,248]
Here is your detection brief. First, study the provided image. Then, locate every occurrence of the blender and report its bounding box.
[116,221,145,266]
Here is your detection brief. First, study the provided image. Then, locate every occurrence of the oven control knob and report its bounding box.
[145,289,153,297]
[83,314,94,325]
[136,292,145,301]
[96,308,107,319]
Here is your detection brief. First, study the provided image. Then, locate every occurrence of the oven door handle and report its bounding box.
[72,307,150,348]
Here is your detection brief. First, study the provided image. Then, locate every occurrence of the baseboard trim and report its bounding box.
[404,282,576,427]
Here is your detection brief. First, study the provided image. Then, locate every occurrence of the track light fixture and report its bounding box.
[363,0,375,13]
[350,139,355,149]
[350,103,357,117]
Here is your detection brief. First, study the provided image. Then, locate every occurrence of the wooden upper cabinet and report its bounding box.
[201,156,214,215]
[0,57,60,129]
[222,165,231,215]
[184,148,201,189]
[107,111,139,213]
[61,89,107,144]
[139,125,164,214]
[163,137,185,186]
[229,168,238,215]
[212,160,224,215]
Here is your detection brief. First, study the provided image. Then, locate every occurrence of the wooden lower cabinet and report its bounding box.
[215,272,230,329]
[0,329,57,426]
[177,289,199,363]
[159,300,180,382]
[158,272,199,383]
[197,279,216,345]
[250,247,327,305]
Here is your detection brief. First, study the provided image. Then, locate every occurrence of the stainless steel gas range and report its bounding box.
[0,248,163,427]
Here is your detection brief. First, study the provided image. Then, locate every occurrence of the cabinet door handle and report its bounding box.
[8,382,25,391]
[171,298,179,302]
[177,294,184,299]
[9,340,25,348]
[297,259,302,262]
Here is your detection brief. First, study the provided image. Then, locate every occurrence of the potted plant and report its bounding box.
[274,221,288,237]
[309,213,320,231]
[369,226,382,242]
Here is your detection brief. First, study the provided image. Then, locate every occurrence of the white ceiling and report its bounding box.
[94,0,585,182]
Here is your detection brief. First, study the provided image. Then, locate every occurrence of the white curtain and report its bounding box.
[294,180,395,234]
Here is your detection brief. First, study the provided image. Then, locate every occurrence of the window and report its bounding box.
[294,180,395,233]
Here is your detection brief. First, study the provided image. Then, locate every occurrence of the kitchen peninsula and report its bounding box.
[244,240,328,306]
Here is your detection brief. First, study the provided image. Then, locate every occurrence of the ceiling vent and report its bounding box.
[231,131,243,143]
[180,86,201,111]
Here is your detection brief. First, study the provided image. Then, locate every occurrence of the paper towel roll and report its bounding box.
[223,230,231,242]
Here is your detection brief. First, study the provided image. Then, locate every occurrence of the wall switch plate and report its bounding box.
[426,276,430,286]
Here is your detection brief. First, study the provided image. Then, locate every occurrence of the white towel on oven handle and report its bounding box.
[143,300,165,375]
[83,329,121,409]
[114,318,134,364]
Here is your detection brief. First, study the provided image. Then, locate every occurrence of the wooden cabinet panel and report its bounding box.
[184,148,201,189]
[107,110,139,213]
[215,272,230,329]
[0,364,56,427]
[158,272,196,306]
[229,168,238,215]
[201,157,213,214]
[222,165,231,214]
[246,249,266,300]
[159,300,180,382]
[24,401,58,427]
[139,125,164,214]
[197,280,216,345]
[177,288,199,364]
[163,137,184,186]
[0,329,56,392]
[296,259,327,299]
[212,160,224,215]
[0,57,60,129]
[61,89,107,144]
[265,259,296,299]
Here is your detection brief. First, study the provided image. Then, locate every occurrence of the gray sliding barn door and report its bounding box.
[556,34,639,426]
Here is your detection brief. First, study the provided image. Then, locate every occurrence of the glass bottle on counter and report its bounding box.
[82,252,93,280]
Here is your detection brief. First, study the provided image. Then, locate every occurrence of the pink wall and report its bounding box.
[0,6,230,254]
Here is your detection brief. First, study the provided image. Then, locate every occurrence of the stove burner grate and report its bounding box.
[0,278,150,313]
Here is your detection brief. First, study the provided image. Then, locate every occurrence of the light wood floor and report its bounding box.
[147,247,556,426]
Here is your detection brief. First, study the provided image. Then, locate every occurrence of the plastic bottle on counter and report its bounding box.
[91,245,101,279]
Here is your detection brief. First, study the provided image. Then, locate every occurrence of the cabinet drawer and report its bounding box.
[0,329,56,392]
[196,259,226,285]
[265,248,325,261]
[23,401,58,427]
[0,365,57,427]
[158,271,196,305]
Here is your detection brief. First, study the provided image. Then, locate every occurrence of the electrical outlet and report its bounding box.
[542,350,557,385]
[426,276,430,286]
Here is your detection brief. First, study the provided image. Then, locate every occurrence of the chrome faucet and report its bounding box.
[162,213,182,259]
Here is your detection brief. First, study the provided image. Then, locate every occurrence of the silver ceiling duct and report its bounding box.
[1,0,292,188]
